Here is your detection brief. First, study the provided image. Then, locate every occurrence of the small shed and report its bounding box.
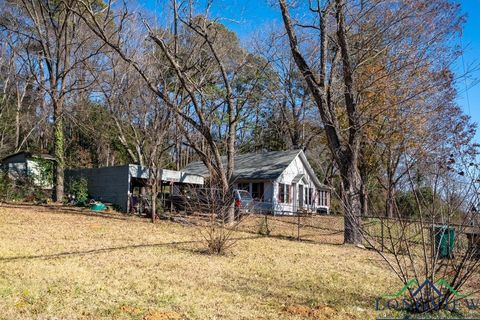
[65,165,204,212]
[1,151,55,189]
[465,230,480,259]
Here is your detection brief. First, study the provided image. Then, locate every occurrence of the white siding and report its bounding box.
[26,159,54,189]
[272,155,328,215]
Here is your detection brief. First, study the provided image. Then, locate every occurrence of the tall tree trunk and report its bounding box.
[14,81,27,151]
[14,99,20,150]
[226,106,236,224]
[340,157,363,244]
[336,0,363,243]
[53,100,64,202]
[151,183,157,223]
[385,184,395,218]
[279,0,363,244]
[360,177,368,217]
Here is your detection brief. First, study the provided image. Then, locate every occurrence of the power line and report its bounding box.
[461,36,471,115]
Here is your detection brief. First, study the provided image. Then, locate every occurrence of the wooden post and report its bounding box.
[170,181,174,213]
[265,214,269,235]
[159,179,163,215]
[297,214,300,241]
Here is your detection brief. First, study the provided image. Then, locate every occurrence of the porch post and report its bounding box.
[292,183,296,214]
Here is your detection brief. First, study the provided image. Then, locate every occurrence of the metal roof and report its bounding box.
[128,165,204,185]
[183,149,300,180]
[1,151,56,162]
[183,149,330,189]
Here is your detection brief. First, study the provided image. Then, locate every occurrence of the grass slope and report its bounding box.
[0,205,396,319]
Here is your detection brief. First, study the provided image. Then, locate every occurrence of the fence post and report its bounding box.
[264,214,268,235]
[297,214,300,241]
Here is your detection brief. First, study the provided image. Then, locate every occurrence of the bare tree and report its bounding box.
[172,183,245,254]
[256,34,322,151]
[71,0,268,222]
[278,0,363,243]
[2,0,105,201]
[362,155,480,315]
[278,0,466,243]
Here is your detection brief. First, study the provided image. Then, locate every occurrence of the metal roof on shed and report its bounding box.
[1,151,56,163]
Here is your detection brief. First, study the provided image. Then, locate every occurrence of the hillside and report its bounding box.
[0,205,397,319]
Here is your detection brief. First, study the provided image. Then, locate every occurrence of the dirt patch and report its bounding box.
[143,310,183,320]
[285,304,338,319]
[120,305,142,315]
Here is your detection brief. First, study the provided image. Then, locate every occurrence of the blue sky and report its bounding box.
[455,0,480,140]
[143,0,480,139]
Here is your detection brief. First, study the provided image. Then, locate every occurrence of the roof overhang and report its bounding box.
[1,151,56,162]
[292,174,306,184]
[129,165,204,185]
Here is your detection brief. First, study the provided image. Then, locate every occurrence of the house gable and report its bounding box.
[275,151,327,190]
[270,152,330,214]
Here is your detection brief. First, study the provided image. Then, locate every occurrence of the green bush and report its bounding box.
[0,172,14,201]
[0,172,47,203]
[66,177,89,205]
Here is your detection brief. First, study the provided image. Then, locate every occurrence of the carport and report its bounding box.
[65,165,204,212]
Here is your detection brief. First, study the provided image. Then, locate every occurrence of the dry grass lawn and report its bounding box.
[0,204,398,319]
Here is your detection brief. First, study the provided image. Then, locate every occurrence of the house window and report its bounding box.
[251,182,264,200]
[303,186,313,206]
[319,190,324,206]
[278,183,290,203]
[318,190,329,206]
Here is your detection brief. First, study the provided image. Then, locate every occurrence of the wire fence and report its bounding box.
[161,211,346,245]
[160,209,480,257]
[234,213,345,244]
[361,216,480,257]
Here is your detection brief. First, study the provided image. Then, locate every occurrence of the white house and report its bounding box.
[183,150,331,215]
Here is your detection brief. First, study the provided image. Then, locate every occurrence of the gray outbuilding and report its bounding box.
[1,151,56,189]
[65,164,204,212]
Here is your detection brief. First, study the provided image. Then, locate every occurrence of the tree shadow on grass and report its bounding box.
[0,202,143,222]
[2,203,347,243]
[0,235,262,263]
[233,226,345,246]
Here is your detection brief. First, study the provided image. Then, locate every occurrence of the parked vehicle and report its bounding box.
[234,189,254,214]
[170,187,254,215]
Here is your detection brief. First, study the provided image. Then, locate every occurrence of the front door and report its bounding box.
[298,184,304,209]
